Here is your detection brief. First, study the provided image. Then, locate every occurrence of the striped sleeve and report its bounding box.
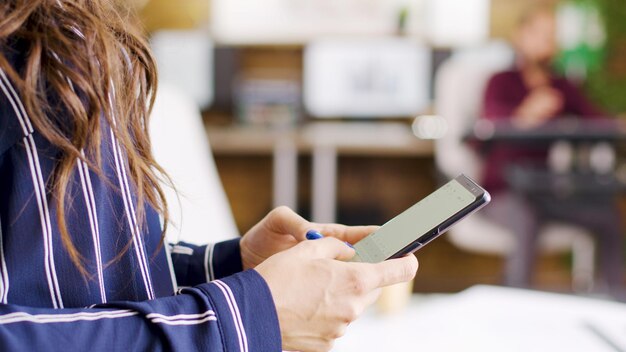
[170,239,243,287]
[0,270,281,351]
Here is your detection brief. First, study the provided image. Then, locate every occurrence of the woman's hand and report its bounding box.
[255,237,418,352]
[513,86,563,129]
[240,206,378,270]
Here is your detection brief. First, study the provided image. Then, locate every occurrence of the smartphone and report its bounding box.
[350,174,490,263]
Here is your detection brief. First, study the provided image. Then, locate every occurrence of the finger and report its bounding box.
[265,206,311,241]
[368,255,418,289]
[300,237,356,261]
[313,224,379,244]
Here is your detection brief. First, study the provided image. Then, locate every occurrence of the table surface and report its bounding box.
[206,122,434,156]
[334,285,626,352]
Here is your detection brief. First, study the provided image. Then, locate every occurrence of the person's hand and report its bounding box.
[255,237,418,352]
[514,86,564,129]
[240,206,378,270]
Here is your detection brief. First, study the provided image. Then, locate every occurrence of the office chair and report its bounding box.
[434,41,595,291]
[149,84,239,245]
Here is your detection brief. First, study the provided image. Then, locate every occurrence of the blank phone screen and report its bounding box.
[352,179,477,263]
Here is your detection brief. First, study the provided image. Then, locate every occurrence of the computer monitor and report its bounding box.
[304,39,431,118]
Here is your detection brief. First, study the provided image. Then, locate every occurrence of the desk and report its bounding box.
[466,117,626,194]
[468,118,626,145]
[206,122,433,223]
[464,118,626,290]
[335,285,626,352]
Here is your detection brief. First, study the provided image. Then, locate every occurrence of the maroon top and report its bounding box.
[481,69,603,194]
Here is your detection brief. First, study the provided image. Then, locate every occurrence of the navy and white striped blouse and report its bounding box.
[0,43,279,350]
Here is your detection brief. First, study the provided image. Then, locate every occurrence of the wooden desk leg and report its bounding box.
[273,137,298,211]
[312,145,337,223]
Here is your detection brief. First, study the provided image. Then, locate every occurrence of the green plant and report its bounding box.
[584,0,626,114]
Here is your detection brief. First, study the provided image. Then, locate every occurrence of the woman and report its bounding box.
[0,1,418,351]
[481,6,624,294]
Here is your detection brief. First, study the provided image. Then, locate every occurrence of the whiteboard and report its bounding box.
[304,39,431,117]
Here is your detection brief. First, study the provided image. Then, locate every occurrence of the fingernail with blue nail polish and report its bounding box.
[345,242,354,249]
[306,230,324,240]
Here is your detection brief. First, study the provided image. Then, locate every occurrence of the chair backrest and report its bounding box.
[434,41,515,180]
[149,84,239,244]
[433,42,516,254]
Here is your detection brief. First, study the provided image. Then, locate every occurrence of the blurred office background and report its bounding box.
[139,0,626,297]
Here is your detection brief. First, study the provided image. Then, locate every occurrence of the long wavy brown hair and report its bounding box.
[0,0,169,275]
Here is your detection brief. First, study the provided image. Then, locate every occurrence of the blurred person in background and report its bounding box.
[480,5,624,296]
[0,1,417,351]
